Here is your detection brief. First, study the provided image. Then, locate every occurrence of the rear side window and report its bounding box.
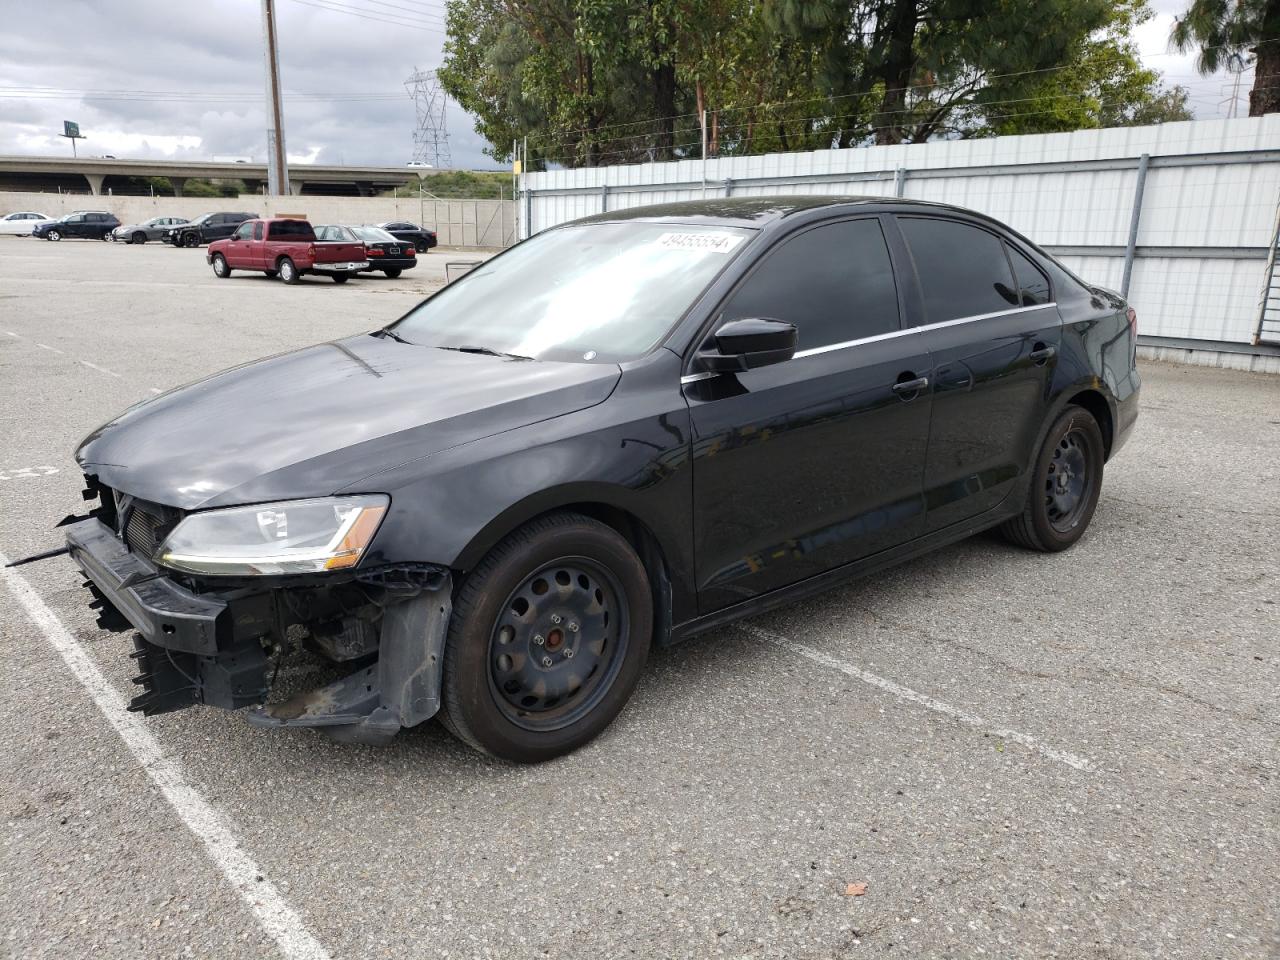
[719,218,900,351]
[1005,243,1051,305]
[898,217,1020,323]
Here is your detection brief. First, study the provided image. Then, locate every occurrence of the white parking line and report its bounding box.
[35,342,65,355]
[77,359,122,378]
[742,623,1093,771]
[0,554,333,960]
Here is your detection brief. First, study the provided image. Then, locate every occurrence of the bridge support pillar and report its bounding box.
[289,180,303,196]
[169,177,187,197]
[83,172,104,196]
[356,180,375,197]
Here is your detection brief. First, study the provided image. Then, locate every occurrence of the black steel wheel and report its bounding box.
[487,558,628,731]
[440,512,652,762]
[1000,404,1105,552]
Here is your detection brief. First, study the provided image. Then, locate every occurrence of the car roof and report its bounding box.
[571,195,982,229]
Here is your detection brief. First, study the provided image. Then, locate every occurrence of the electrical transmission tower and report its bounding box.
[405,67,450,167]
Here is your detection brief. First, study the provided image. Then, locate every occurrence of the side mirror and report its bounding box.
[696,318,798,373]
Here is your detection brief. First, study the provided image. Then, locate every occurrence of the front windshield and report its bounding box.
[391,221,753,363]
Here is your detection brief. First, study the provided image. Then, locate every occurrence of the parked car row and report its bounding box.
[4,208,440,252]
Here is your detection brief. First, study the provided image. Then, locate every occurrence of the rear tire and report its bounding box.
[999,405,1105,552]
[211,254,230,278]
[47,230,61,241]
[332,273,350,284]
[382,268,402,278]
[277,257,299,284]
[439,512,652,763]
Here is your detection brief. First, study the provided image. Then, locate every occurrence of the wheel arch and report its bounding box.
[453,491,676,646]
[1063,387,1114,459]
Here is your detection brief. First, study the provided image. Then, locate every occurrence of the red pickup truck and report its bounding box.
[206,218,368,284]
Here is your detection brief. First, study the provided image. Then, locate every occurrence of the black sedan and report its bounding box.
[62,197,1139,762]
[314,224,418,277]
[377,220,437,252]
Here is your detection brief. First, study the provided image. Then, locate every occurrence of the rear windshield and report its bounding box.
[269,220,316,239]
[353,226,397,242]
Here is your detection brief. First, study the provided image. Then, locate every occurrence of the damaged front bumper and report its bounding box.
[65,517,452,745]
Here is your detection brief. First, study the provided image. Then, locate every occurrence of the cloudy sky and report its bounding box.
[0,0,1256,171]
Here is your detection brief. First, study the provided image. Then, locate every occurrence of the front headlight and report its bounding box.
[156,495,388,576]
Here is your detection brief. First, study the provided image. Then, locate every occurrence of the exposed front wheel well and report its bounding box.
[1065,389,1113,459]
[458,502,674,647]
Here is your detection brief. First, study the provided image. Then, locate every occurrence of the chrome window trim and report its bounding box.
[680,302,1056,384]
[793,302,1057,359]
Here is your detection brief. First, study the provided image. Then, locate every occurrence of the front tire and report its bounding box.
[132,231,146,244]
[277,257,299,284]
[211,254,230,278]
[1000,405,1105,552]
[440,512,652,762]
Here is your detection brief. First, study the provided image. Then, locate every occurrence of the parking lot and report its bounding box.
[1,235,1277,959]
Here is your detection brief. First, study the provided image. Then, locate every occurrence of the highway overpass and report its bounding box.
[0,155,437,196]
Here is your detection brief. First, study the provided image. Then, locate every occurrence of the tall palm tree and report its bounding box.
[1172,0,1280,116]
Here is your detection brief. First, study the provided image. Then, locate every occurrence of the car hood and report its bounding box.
[77,333,621,509]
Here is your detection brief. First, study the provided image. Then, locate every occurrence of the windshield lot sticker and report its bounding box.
[656,232,744,254]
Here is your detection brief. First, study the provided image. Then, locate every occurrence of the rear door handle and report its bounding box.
[891,376,929,396]
[1030,344,1056,364]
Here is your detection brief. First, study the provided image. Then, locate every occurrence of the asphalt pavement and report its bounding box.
[1,236,1277,959]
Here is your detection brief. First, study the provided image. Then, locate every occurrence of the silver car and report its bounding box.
[110,216,189,244]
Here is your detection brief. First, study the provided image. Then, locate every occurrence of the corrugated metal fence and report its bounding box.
[520,116,1280,367]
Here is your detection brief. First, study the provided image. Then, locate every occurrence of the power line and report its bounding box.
[285,0,445,32]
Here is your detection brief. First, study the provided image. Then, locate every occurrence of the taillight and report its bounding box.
[405,247,415,257]
[368,247,384,256]
[1126,306,1137,335]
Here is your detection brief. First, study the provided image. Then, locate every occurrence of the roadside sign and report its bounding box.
[63,121,80,138]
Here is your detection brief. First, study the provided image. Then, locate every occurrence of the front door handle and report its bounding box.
[1030,344,1056,365]
[891,375,929,397]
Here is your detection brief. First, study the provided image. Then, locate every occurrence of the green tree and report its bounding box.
[981,0,1193,134]
[1172,0,1280,116]
[440,0,1203,165]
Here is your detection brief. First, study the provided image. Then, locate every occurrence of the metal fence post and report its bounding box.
[601,183,609,213]
[723,178,734,197]
[894,167,907,198]
[1121,153,1150,298]
[524,187,533,239]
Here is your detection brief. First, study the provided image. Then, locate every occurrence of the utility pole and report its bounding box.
[261,0,289,196]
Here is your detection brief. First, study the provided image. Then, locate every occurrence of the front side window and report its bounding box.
[718,218,900,351]
[898,217,1020,323]
[232,223,253,240]
[393,221,753,363]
